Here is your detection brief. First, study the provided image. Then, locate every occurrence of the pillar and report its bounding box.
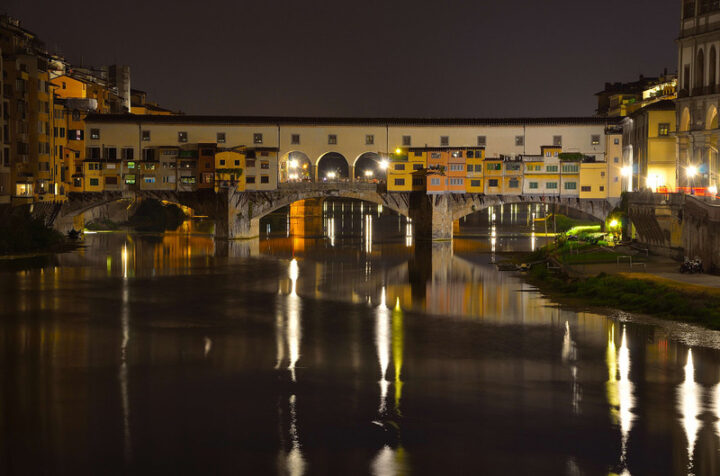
[214,189,260,240]
[408,192,453,241]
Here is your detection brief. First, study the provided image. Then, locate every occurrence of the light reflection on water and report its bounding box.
[5,201,720,474]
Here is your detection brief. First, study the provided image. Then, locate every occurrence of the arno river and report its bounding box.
[2,201,720,475]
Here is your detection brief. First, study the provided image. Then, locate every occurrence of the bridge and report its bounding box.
[42,182,616,241]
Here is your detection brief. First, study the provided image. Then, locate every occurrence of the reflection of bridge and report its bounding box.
[46,182,615,240]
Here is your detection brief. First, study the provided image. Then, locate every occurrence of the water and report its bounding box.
[2,201,720,475]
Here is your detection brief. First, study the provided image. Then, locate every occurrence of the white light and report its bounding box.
[621,166,632,177]
[687,165,698,178]
[708,185,718,196]
[364,170,374,177]
[327,171,336,179]
[379,160,389,170]
[289,159,299,169]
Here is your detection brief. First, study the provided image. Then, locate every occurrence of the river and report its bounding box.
[1,200,720,475]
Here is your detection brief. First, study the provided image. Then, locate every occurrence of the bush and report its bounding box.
[0,212,64,254]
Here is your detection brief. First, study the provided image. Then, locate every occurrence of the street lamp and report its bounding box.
[326,171,336,180]
[379,159,389,170]
[687,165,698,194]
[364,170,374,179]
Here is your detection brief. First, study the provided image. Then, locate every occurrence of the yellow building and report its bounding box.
[215,151,246,192]
[484,158,503,194]
[465,148,484,193]
[579,161,609,199]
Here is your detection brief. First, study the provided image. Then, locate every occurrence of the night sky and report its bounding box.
[5,0,678,117]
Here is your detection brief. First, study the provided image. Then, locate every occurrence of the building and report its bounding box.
[596,73,677,118]
[622,100,677,192]
[676,0,720,192]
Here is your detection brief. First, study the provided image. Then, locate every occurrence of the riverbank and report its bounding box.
[520,246,720,329]
[0,212,66,255]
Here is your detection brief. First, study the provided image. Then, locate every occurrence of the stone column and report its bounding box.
[408,192,453,241]
[214,189,260,240]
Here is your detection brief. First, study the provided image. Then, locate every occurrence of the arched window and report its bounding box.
[710,46,717,91]
[695,49,705,91]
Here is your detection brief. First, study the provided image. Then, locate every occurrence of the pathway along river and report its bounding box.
[2,201,720,475]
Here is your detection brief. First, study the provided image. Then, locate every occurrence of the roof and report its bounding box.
[85,114,621,127]
[630,99,676,117]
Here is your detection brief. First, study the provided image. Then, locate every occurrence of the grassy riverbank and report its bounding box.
[523,246,720,329]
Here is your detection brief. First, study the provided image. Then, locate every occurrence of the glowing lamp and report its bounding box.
[609,219,618,228]
[687,165,698,177]
[364,170,374,177]
[709,185,718,196]
[327,171,336,179]
[289,159,299,169]
[379,159,389,170]
[621,166,632,177]
[395,148,402,155]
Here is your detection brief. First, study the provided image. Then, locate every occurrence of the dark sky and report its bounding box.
[5,0,678,117]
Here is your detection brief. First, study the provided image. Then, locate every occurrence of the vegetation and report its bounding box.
[0,212,64,254]
[85,219,120,231]
[527,264,720,329]
[127,199,187,232]
[534,214,598,233]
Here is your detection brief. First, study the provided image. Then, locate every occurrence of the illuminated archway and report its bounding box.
[354,152,383,180]
[680,107,691,132]
[706,104,718,130]
[317,152,349,181]
[281,151,313,182]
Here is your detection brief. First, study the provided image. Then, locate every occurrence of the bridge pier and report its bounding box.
[409,193,454,241]
[215,189,260,240]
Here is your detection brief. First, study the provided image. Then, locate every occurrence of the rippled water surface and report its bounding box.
[2,202,720,475]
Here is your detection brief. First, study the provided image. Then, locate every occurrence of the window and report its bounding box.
[394,163,405,171]
[180,176,196,184]
[72,110,80,121]
[143,149,156,161]
[163,176,176,184]
[562,164,579,173]
[506,163,521,171]
[451,151,463,158]
[124,174,136,184]
[614,138,620,145]
[246,176,256,184]
[68,129,84,140]
[261,176,269,184]
[254,133,263,144]
[449,178,464,185]
[508,178,519,188]
[402,135,411,146]
[178,131,188,143]
[430,152,442,159]
[142,130,151,141]
[591,135,600,145]
[365,134,374,145]
[328,134,337,145]
[144,163,156,170]
[412,178,423,186]
[430,178,441,186]
[477,135,486,146]
[546,182,558,189]
[467,164,473,172]
[529,181,539,189]
[90,128,100,140]
[217,132,226,143]
[467,151,474,158]
[553,135,562,147]
[581,186,592,192]
[488,179,499,187]
[515,136,524,146]
[600,186,605,191]
[104,147,117,160]
[122,148,134,160]
[413,151,423,157]
[394,178,405,186]
[601,171,605,177]
[88,147,101,159]
[144,177,156,184]
[564,181,577,190]
[234,160,240,166]
[89,178,99,186]
[260,161,269,169]
[291,134,300,145]
[412,163,422,170]
[449,163,464,171]
[440,136,449,146]
[219,159,226,166]
[105,177,118,185]
[246,159,256,168]
[487,163,502,171]
[658,123,671,136]
[471,179,481,187]
[546,165,558,172]
[475,164,482,172]
[614,157,619,163]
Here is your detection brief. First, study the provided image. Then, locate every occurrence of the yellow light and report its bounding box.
[326,171,336,179]
[395,148,402,155]
[610,219,618,228]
